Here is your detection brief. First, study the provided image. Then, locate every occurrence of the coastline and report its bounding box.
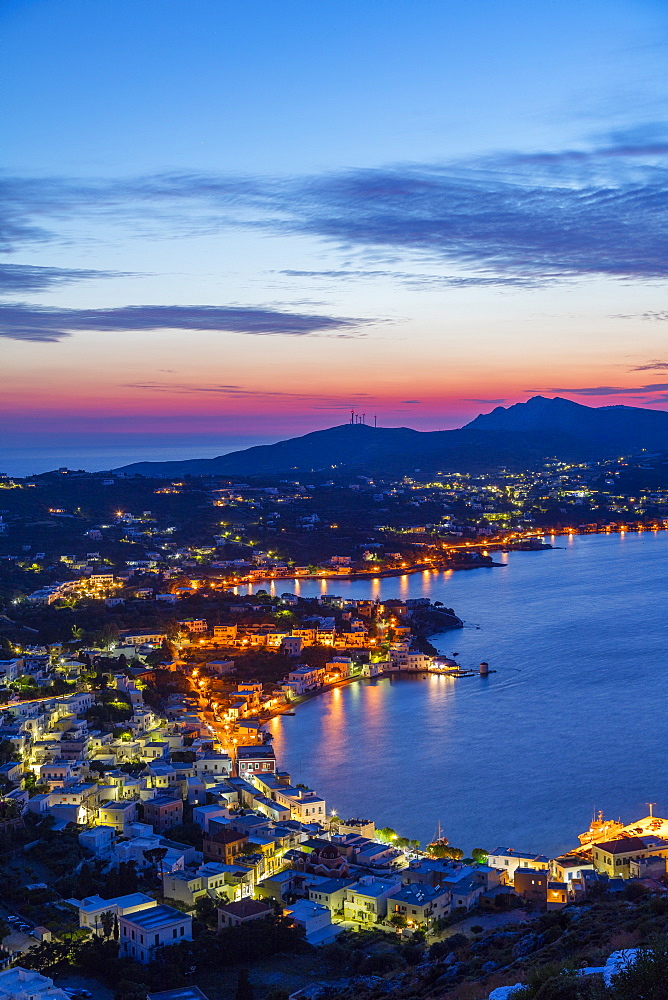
[252,557,506,587]
[251,525,668,588]
[263,660,473,723]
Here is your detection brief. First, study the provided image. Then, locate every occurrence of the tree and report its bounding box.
[0,739,17,766]
[611,943,668,999]
[113,913,119,941]
[100,910,115,939]
[164,822,203,849]
[142,846,168,878]
[195,894,217,928]
[428,843,463,859]
[235,968,254,1000]
[471,847,488,864]
[389,913,407,929]
[115,981,149,1000]
[105,861,138,897]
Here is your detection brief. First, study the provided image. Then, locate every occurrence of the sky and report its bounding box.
[2,0,668,474]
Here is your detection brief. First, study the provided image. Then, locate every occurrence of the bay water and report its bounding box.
[266,532,668,857]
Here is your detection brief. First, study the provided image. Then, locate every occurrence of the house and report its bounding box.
[0,659,24,686]
[547,881,569,910]
[629,855,668,879]
[78,825,116,857]
[343,876,403,924]
[591,835,668,878]
[217,898,273,929]
[386,883,451,927]
[306,876,356,916]
[281,636,302,657]
[119,904,192,963]
[251,773,325,824]
[441,870,487,911]
[236,745,276,779]
[0,761,23,786]
[195,753,232,779]
[144,795,183,833]
[192,804,231,832]
[256,869,306,904]
[98,800,137,832]
[513,867,548,904]
[550,854,596,886]
[0,967,72,999]
[113,833,189,873]
[178,619,207,634]
[67,892,156,929]
[202,827,248,864]
[162,861,240,908]
[207,660,236,676]
[487,848,550,880]
[119,630,167,646]
[286,664,325,693]
[389,650,433,671]
[212,625,238,642]
[283,899,339,945]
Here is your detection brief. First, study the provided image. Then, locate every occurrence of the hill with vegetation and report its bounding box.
[113,398,668,479]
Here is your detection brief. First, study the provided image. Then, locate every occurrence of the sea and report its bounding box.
[263,531,668,858]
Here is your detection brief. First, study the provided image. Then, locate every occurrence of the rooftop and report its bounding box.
[489,848,550,862]
[73,892,154,913]
[121,904,189,930]
[349,877,401,898]
[389,883,442,904]
[595,836,648,854]
[218,898,273,919]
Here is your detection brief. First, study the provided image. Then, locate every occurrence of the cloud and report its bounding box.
[629,360,668,371]
[615,311,668,322]
[0,263,128,294]
[123,383,377,410]
[0,303,366,342]
[529,384,668,396]
[3,127,668,286]
[402,400,420,404]
[278,268,542,288]
[464,398,507,404]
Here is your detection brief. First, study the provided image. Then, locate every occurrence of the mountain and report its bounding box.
[465,395,668,453]
[112,397,668,478]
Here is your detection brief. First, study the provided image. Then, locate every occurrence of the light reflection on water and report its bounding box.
[268,532,668,856]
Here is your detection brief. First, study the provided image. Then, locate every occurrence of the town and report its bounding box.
[1,460,668,999]
[0,597,667,1000]
[2,453,668,635]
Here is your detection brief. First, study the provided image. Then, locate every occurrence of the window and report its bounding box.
[173,928,177,938]
[155,934,160,946]
[180,926,185,936]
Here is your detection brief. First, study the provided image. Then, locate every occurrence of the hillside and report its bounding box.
[113,397,668,478]
[113,423,588,478]
[466,395,668,453]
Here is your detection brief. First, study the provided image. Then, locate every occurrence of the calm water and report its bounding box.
[267,532,668,857]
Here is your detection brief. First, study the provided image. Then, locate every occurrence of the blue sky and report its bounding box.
[2,0,668,473]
